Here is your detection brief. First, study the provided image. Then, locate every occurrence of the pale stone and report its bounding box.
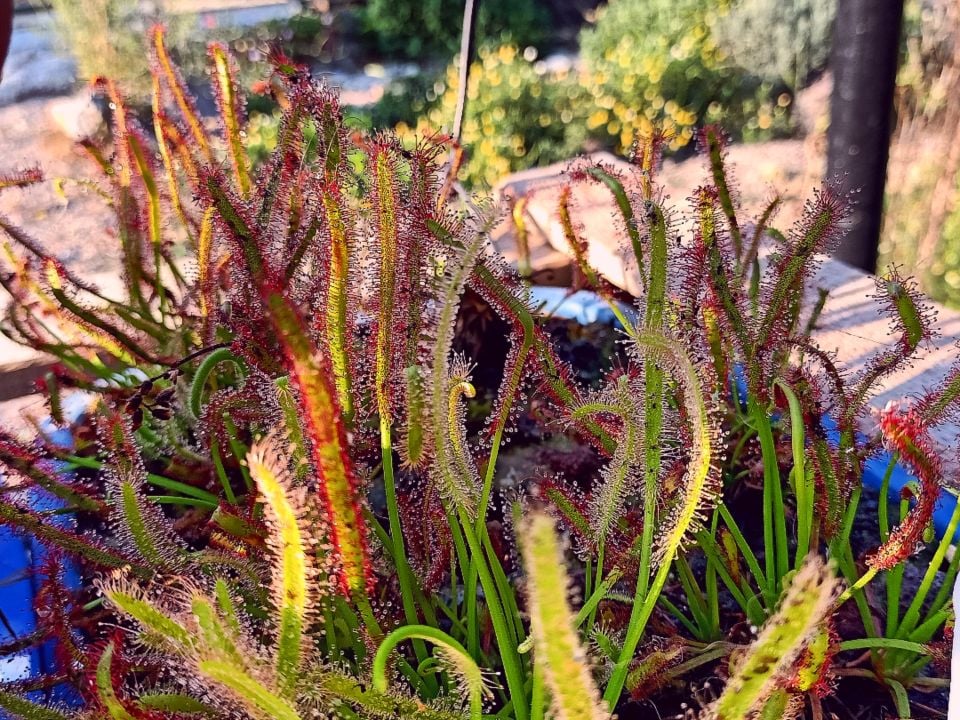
[46,90,105,141]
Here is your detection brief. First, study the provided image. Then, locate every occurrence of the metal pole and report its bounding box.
[452,0,479,144]
[826,0,905,272]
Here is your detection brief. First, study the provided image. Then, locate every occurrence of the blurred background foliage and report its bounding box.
[881,0,960,306]
[405,45,588,187]
[361,0,549,58]
[710,0,835,89]
[23,0,960,306]
[45,0,196,97]
[578,0,794,152]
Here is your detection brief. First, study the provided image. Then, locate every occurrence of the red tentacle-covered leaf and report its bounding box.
[264,288,373,597]
[531,326,618,456]
[0,214,109,299]
[0,430,104,513]
[529,474,594,556]
[0,167,42,193]
[846,270,936,421]
[781,359,861,538]
[692,187,753,373]
[915,348,960,427]
[397,477,451,592]
[697,126,743,258]
[91,77,135,188]
[196,138,372,597]
[150,25,213,166]
[868,403,941,571]
[34,554,88,679]
[627,637,687,702]
[756,186,850,353]
[97,405,145,479]
[468,257,539,439]
[631,126,668,193]
[526,472,642,577]
[197,385,269,456]
[201,166,273,287]
[208,42,250,196]
[0,500,138,570]
[368,141,412,424]
[84,633,166,719]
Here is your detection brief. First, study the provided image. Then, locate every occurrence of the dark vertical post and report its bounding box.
[0,0,12,82]
[827,0,905,272]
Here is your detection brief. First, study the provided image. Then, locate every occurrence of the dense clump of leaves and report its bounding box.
[0,33,958,720]
[710,0,835,89]
[578,0,793,151]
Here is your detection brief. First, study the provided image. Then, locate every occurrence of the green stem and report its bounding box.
[657,596,700,636]
[663,642,732,681]
[696,530,758,625]
[60,455,218,505]
[355,592,427,697]
[774,379,810,566]
[878,457,900,636]
[675,554,711,637]
[927,522,960,614]
[457,509,528,720]
[602,554,673,707]
[718,504,769,603]
[379,417,433,688]
[839,638,929,655]
[467,350,528,663]
[147,495,217,509]
[529,664,546,720]
[575,570,621,629]
[188,347,246,420]
[830,524,879,639]
[897,497,960,637]
[752,400,788,591]
[638,202,667,600]
[210,437,238,505]
[836,567,878,608]
[372,625,484,720]
[886,679,912,719]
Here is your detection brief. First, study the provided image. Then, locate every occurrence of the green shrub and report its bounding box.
[578,0,793,151]
[49,1,329,103]
[710,0,836,88]
[935,199,960,301]
[409,45,587,188]
[48,0,184,98]
[361,0,549,59]
[356,72,443,130]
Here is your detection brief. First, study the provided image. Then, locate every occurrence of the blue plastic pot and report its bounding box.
[0,399,86,705]
[821,413,960,543]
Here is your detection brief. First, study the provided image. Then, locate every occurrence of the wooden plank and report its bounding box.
[0,356,55,402]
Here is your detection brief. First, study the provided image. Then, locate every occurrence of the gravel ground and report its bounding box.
[0,96,118,274]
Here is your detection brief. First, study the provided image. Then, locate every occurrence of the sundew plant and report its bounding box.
[0,32,958,720]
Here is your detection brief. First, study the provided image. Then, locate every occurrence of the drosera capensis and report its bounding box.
[0,35,957,720]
